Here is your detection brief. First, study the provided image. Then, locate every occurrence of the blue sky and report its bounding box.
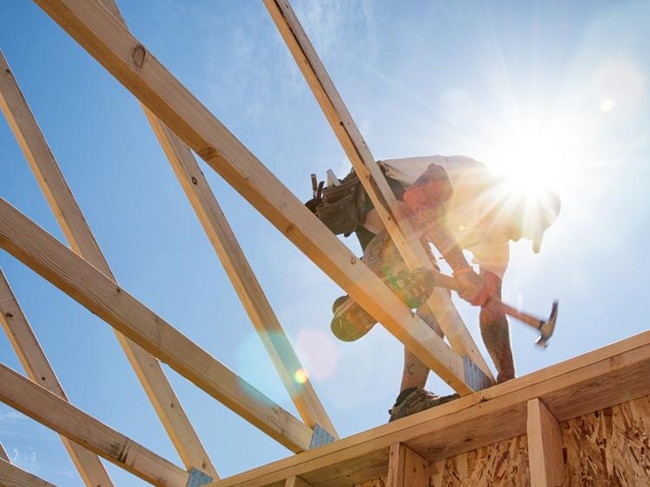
[1,1,648,485]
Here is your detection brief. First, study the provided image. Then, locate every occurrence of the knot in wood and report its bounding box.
[131,44,146,69]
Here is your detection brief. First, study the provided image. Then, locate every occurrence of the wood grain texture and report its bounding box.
[527,399,563,487]
[386,443,429,487]
[0,459,57,487]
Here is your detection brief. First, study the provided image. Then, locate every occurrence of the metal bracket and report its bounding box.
[463,355,493,391]
[186,467,213,487]
[309,423,335,449]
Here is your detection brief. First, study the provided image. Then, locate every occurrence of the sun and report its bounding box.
[488,127,571,195]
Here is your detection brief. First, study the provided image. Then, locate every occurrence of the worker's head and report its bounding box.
[501,187,561,253]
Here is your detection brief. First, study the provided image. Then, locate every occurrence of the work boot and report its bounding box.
[388,387,459,422]
[330,268,436,342]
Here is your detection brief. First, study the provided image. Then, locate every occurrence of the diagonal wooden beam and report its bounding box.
[0,198,313,453]
[31,0,484,394]
[0,48,218,478]
[0,363,188,487]
[0,457,57,487]
[145,111,338,439]
[0,443,8,462]
[0,269,114,486]
[263,0,494,385]
[92,0,337,439]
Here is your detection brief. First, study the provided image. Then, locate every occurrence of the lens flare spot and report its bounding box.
[599,98,615,113]
[295,328,339,381]
[294,368,308,384]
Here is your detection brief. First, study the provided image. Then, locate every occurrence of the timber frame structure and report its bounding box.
[1,1,648,486]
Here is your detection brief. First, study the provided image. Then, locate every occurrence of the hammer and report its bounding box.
[430,270,559,348]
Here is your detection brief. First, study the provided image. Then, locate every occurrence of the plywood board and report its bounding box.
[562,394,650,486]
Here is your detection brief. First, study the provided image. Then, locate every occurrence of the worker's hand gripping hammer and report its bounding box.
[430,270,559,348]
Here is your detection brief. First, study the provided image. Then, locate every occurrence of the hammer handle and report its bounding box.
[430,270,543,330]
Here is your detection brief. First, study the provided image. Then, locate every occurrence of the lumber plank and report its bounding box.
[0,443,8,461]
[0,458,57,487]
[386,443,429,487]
[0,270,114,486]
[0,363,187,487]
[263,0,494,385]
[0,49,217,478]
[99,0,336,440]
[31,0,480,395]
[207,331,650,487]
[284,477,312,487]
[144,95,337,439]
[527,399,563,487]
[0,198,312,453]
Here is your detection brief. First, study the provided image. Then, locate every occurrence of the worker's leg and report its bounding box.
[479,274,515,383]
[399,305,442,391]
[389,304,459,422]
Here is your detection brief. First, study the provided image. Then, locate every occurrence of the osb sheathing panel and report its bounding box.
[429,435,529,487]
[563,394,650,486]
[356,395,650,487]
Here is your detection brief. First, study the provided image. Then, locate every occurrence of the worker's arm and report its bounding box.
[402,164,488,306]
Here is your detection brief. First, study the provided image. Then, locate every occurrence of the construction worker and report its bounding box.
[314,155,561,421]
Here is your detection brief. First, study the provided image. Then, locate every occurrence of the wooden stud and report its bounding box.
[527,399,564,487]
[386,443,430,487]
[0,457,57,487]
[263,0,494,385]
[0,363,188,487]
[0,49,218,478]
[285,476,313,487]
[30,0,480,395]
[0,270,114,486]
[0,198,312,452]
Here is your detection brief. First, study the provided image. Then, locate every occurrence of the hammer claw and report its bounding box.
[535,300,559,348]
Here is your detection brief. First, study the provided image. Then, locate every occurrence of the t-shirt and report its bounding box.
[380,155,510,278]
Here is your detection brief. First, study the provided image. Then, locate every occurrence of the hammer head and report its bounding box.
[535,300,559,348]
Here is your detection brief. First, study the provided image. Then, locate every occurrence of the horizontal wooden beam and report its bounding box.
[0,198,313,453]
[0,363,188,487]
[31,0,483,395]
[208,330,650,487]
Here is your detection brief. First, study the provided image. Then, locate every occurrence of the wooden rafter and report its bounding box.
[0,48,218,480]
[0,270,113,486]
[0,457,57,487]
[145,113,338,439]
[263,0,494,385]
[0,198,313,453]
[30,0,484,394]
[208,330,650,486]
[102,0,337,441]
[0,363,188,487]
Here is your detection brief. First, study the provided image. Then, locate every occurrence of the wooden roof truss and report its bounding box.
[1,1,648,487]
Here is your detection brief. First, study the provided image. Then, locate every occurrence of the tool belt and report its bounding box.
[305,165,404,237]
[313,170,365,236]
